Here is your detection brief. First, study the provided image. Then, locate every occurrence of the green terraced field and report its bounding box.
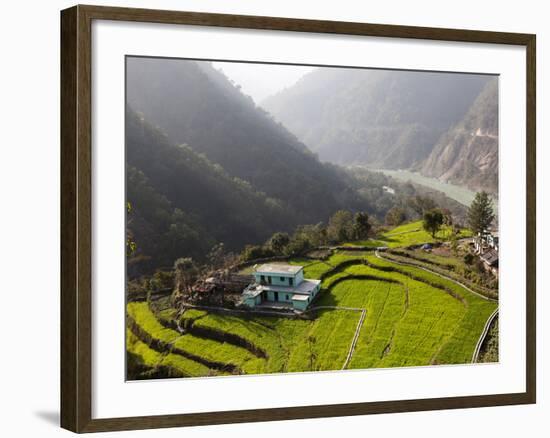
[350,220,472,248]
[288,259,334,279]
[127,302,266,374]
[126,221,497,379]
[126,329,213,377]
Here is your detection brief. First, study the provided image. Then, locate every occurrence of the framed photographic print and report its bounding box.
[60,4,536,433]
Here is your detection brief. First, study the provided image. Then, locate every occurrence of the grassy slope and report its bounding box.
[363,255,496,363]
[349,220,472,248]
[127,220,496,377]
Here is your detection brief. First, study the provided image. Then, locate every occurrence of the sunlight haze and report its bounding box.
[212,61,315,103]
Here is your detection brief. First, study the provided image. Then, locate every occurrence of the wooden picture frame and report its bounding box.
[60,4,536,433]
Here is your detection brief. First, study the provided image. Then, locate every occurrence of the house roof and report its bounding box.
[480,249,499,266]
[255,263,303,275]
[291,294,310,301]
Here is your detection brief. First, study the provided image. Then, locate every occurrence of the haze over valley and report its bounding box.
[262,66,498,195]
[126,58,497,275]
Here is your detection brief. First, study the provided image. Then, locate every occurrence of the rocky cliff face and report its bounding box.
[419,78,498,194]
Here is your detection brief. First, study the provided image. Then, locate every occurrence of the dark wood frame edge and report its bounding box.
[60,4,536,433]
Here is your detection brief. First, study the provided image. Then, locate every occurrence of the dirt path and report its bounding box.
[342,309,367,370]
[375,250,497,302]
[471,308,499,363]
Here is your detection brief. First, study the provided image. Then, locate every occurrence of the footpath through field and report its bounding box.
[341,309,367,370]
[375,250,497,303]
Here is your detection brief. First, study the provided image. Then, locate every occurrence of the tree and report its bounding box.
[467,191,495,235]
[327,210,355,243]
[284,237,312,257]
[464,253,475,265]
[207,243,227,270]
[173,257,199,295]
[268,232,290,254]
[441,208,453,226]
[450,233,459,256]
[385,206,407,226]
[293,223,327,247]
[408,195,437,216]
[241,245,274,262]
[353,212,372,240]
[423,209,444,238]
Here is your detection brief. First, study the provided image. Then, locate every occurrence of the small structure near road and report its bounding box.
[241,263,321,311]
[474,229,499,253]
[473,229,499,276]
[184,270,254,306]
[479,249,499,275]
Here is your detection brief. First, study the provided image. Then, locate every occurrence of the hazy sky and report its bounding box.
[212,61,315,103]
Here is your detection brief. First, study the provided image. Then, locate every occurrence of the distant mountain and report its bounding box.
[419,78,498,194]
[262,68,491,170]
[126,57,365,226]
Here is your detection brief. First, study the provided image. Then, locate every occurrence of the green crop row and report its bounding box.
[127,302,266,374]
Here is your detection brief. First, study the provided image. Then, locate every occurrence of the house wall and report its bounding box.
[254,271,303,287]
[244,297,257,308]
[265,290,294,302]
[292,299,309,311]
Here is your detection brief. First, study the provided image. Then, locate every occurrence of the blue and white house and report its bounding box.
[241,263,321,311]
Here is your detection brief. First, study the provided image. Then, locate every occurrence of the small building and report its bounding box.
[473,228,499,277]
[486,231,499,251]
[480,248,499,275]
[474,229,499,254]
[241,263,321,311]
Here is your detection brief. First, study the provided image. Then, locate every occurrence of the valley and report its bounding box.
[125,58,500,380]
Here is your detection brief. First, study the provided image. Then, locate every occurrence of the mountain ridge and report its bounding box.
[262,68,491,171]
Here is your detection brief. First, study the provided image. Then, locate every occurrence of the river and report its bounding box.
[373,169,479,207]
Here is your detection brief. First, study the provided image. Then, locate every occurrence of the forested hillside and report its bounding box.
[127,57,366,225]
[419,78,498,193]
[126,108,297,275]
[262,68,491,169]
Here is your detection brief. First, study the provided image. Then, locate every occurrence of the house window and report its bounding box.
[260,275,265,283]
[280,276,285,282]
[289,278,294,286]
[286,294,289,300]
[268,276,272,284]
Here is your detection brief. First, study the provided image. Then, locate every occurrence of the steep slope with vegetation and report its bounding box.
[262,68,491,169]
[126,109,293,274]
[126,57,367,225]
[420,78,498,194]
